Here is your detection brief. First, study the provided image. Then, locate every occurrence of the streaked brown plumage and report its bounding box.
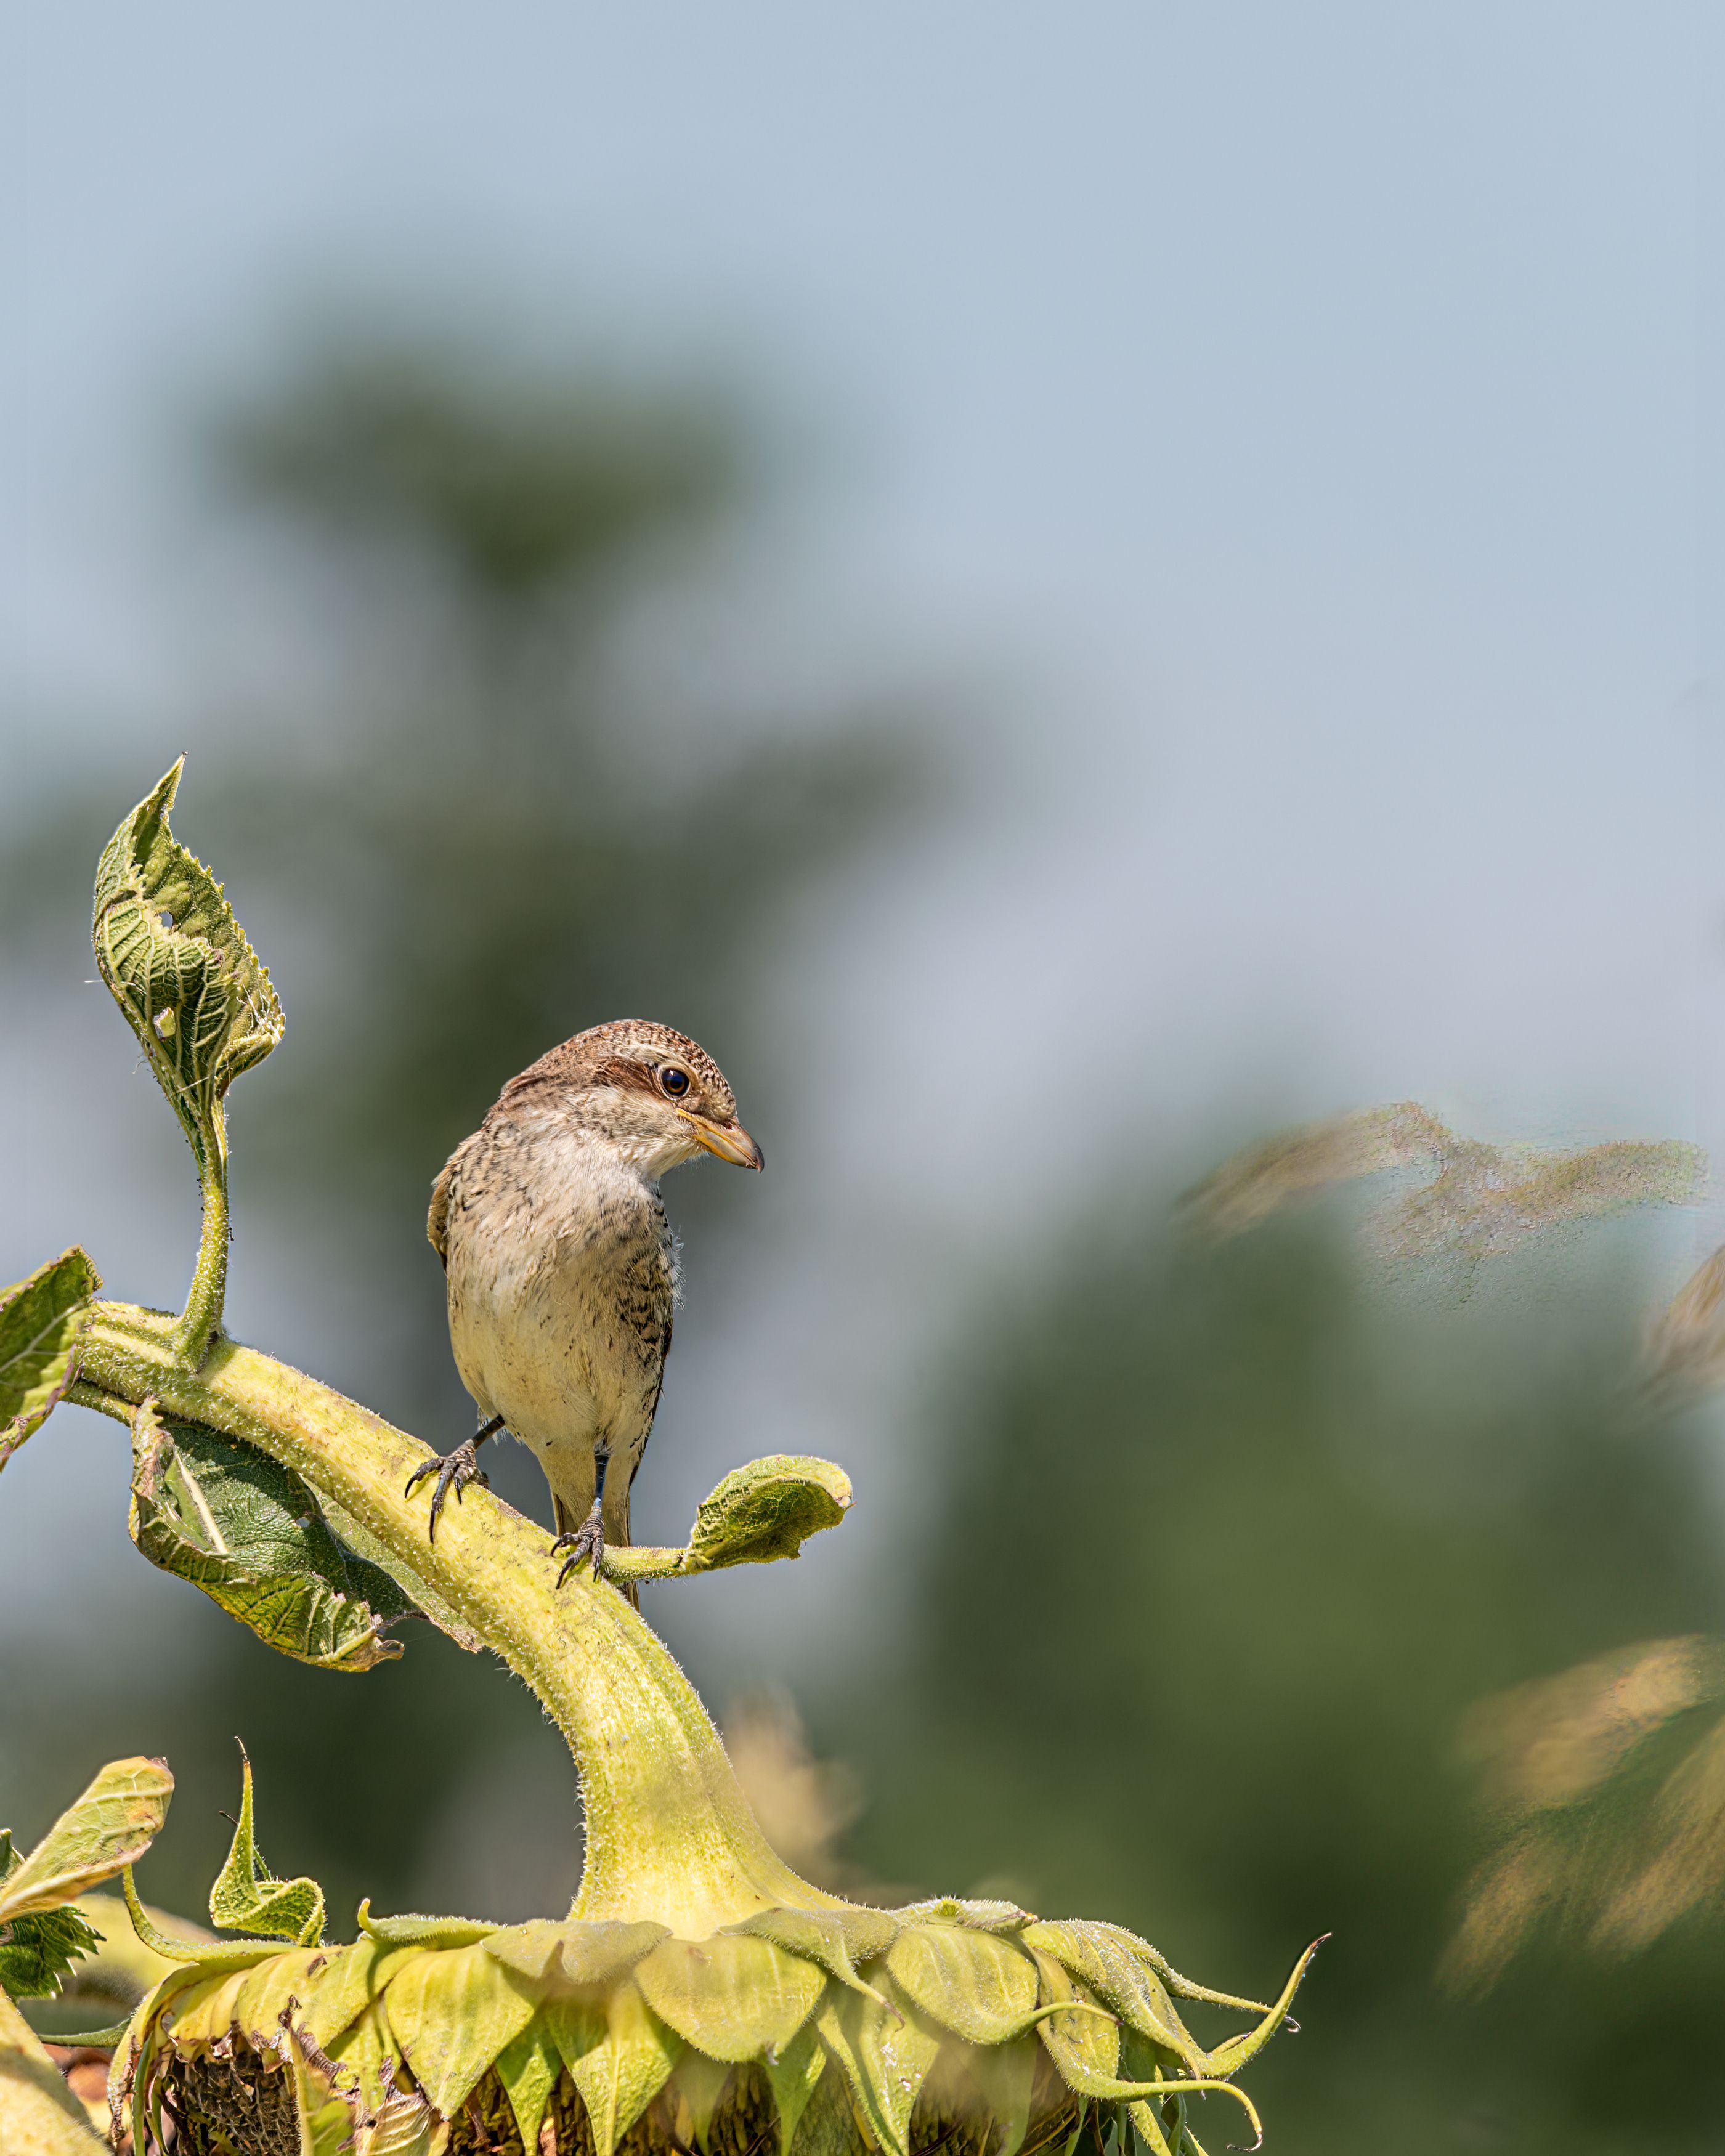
[411,1020,762,1588]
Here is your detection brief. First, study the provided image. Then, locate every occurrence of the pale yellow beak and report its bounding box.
[678,1110,765,1171]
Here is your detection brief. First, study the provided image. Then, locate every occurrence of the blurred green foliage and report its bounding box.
[840,1207,1725,2152]
[6,308,1724,2153]
[1,315,927,1926]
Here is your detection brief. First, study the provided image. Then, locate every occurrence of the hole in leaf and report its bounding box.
[153,1009,177,1039]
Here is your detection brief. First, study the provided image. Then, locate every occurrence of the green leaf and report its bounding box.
[129,1401,406,1673]
[208,1746,325,1946]
[760,2016,828,2154]
[482,1916,667,1987]
[683,1456,852,1572]
[357,1902,498,1950]
[0,1759,174,1926]
[889,1897,1034,1934]
[964,2033,1041,2156]
[0,1905,105,2002]
[0,1248,100,1472]
[1019,1924,1201,2072]
[562,1982,682,2156]
[119,1866,280,1969]
[883,1926,1040,2045]
[91,757,283,1183]
[0,1987,110,2155]
[1026,1954,1121,2097]
[814,1982,941,2156]
[495,2018,564,2156]
[382,1942,539,2122]
[634,1934,826,2063]
[665,2048,732,2151]
[724,1908,896,2007]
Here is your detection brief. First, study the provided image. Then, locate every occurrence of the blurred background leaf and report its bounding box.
[830,1204,1725,2152]
[0,308,933,1936]
[6,19,1723,2139]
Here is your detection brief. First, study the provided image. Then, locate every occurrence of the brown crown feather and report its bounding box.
[492,1019,737,1125]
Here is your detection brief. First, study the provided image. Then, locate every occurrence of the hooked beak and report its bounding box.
[678,1109,765,1172]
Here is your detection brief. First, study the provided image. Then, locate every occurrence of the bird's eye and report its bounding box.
[660,1066,691,1098]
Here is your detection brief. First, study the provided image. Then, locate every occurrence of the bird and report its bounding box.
[408,1019,763,1591]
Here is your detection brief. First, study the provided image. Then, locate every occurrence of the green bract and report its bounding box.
[110,1878,1315,2156]
[3,766,1319,2154]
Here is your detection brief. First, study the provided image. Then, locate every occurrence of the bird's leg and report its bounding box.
[552,1444,611,1587]
[405,1412,505,1541]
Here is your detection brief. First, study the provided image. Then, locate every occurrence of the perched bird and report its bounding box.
[409,1020,763,1587]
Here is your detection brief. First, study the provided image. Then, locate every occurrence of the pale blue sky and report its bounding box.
[6,4,1719,1688]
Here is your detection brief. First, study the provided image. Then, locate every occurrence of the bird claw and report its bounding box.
[405,1437,490,1542]
[552,1507,606,1588]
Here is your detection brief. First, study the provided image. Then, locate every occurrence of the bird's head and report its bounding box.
[499,1019,763,1179]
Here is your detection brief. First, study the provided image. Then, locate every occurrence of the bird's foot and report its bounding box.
[405,1437,491,1542]
[552,1504,607,1588]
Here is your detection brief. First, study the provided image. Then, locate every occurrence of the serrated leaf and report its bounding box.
[0,1759,173,1926]
[129,1402,405,1673]
[0,1904,105,2001]
[209,1746,325,1945]
[0,1248,101,1471]
[92,758,283,1183]
[683,1456,851,1572]
[383,1942,538,2122]
[495,2018,563,2155]
[884,1925,1040,2045]
[635,1935,826,2063]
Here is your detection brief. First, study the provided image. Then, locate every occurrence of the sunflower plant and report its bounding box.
[0,764,1317,2156]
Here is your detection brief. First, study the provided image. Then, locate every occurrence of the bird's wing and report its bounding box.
[427,1136,477,1266]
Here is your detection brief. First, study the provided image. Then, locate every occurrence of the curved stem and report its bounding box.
[76,1302,851,1939]
[170,1151,229,1368]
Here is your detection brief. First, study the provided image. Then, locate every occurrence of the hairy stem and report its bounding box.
[76,1302,847,1938]
[170,1151,229,1368]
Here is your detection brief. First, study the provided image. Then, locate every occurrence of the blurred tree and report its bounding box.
[1,314,928,1923]
[842,1206,1725,2154]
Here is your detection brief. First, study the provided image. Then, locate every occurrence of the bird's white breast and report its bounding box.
[443,1115,675,1499]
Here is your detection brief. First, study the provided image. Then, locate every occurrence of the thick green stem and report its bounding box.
[171,1151,229,1368]
[76,1302,849,1939]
